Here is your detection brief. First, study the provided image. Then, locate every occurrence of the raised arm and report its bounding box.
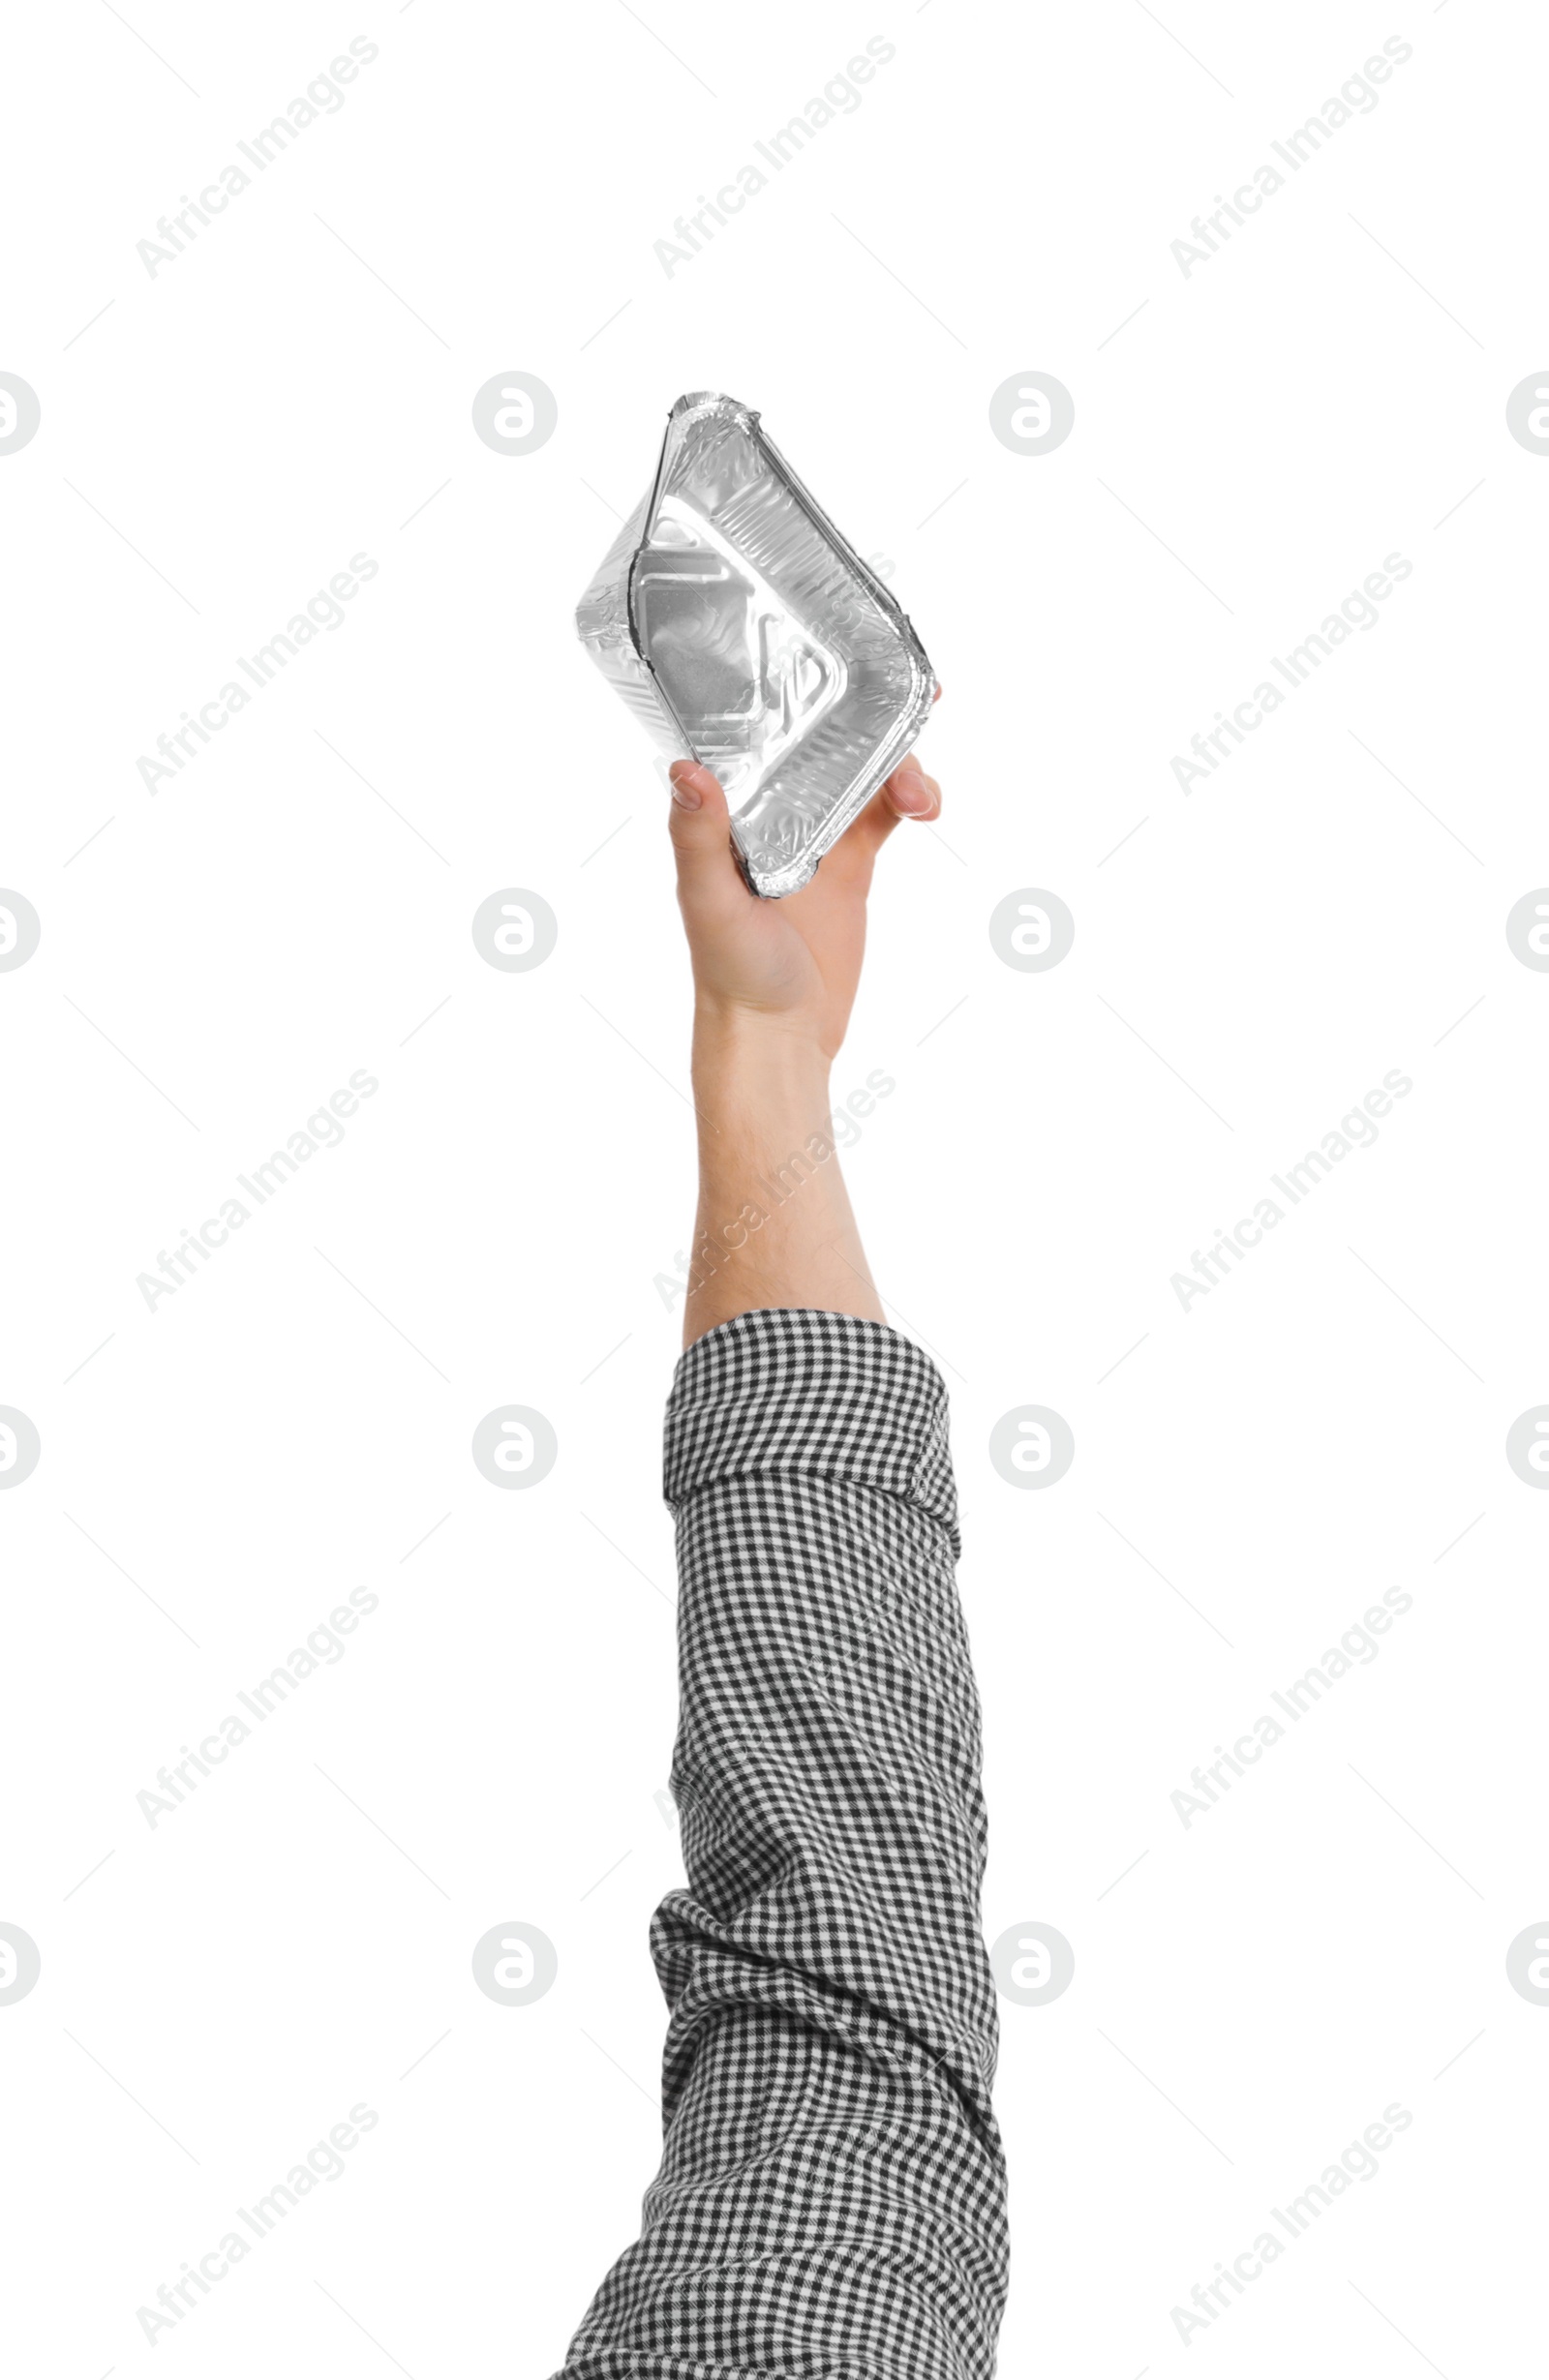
[549,747,1009,2380]
[666,749,934,1346]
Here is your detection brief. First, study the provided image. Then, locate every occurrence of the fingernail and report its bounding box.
[669,767,702,810]
[892,768,931,814]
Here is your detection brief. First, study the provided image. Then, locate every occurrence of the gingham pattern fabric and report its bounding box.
[551,1308,1008,2379]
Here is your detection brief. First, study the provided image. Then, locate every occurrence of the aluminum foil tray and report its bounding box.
[575,390,936,898]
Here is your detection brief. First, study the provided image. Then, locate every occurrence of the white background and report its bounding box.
[3,1,1545,2372]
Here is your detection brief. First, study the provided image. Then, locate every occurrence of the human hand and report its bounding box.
[667,734,943,1068]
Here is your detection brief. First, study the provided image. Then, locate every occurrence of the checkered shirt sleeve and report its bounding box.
[550,1307,1009,2378]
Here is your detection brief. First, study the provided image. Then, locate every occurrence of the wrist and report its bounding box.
[690,1001,833,1095]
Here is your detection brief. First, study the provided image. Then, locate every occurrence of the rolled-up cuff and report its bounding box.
[664,1307,960,1559]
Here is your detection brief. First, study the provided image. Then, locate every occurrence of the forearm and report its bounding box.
[682,1008,884,1347]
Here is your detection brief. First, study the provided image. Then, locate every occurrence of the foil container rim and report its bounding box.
[632,389,930,678]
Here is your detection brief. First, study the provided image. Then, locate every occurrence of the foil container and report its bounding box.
[575,390,936,898]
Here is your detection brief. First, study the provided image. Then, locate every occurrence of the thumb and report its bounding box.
[667,759,747,924]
